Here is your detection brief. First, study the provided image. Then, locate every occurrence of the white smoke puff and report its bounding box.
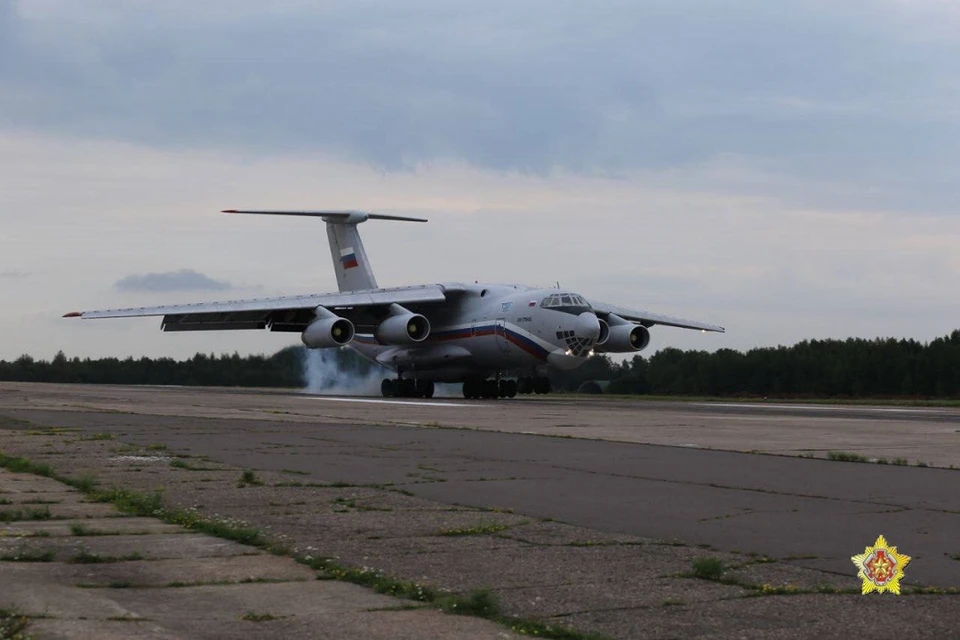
[301,348,383,396]
[433,383,463,398]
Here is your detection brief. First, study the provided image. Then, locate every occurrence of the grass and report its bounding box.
[83,432,115,441]
[0,608,30,639]
[71,551,144,564]
[438,522,510,537]
[0,507,52,522]
[826,451,870,463]
[0,549,57,562]
[280,469,310,476]
[691,557,726,580]
[239,612,279,622]
[64,474,98,492]
[0,453,53,477]
[237,470,264,487]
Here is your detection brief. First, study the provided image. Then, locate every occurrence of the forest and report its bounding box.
[2,330,960,398]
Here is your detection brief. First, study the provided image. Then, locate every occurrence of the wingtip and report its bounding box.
[63,311,82,318]
[221,209,237,213]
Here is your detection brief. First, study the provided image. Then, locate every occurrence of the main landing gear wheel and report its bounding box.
[382,378,434,399]
[517,376,551,395]
[462,379,518,400]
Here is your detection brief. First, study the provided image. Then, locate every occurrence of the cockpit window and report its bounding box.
[540,293,592,314]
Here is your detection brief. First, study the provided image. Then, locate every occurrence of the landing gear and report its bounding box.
[462,378,518,400]
[517,376,551,395]
[381,378,434,399]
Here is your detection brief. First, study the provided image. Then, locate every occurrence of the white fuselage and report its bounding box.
[348,284,602,382]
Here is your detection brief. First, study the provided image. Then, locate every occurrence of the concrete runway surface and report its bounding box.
[2,383,960,639]
[2,382,958,587]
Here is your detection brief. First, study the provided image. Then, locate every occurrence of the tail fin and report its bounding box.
[222,210,427,292]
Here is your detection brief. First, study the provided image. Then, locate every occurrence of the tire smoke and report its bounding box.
[300,348,383,396]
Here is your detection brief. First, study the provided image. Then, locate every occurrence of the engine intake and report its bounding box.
[301,316,355,348]
[596,319,610,346]
[375,312,431,345]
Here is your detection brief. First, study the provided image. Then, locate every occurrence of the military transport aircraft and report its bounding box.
[65,211,724,399]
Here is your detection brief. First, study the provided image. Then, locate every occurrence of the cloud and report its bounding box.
[114,269,233,293]
[0,1,958,213]
[0,269,30,278]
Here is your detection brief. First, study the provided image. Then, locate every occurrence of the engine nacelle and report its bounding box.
[301,316,355,348]
[596,319,610,346]
[375,312,431,345]
[600,324,650,352]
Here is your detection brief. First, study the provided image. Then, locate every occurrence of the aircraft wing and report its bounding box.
[591,301,725,333]
[64,284,464,333]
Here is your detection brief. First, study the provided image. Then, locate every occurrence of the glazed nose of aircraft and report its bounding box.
[576,312,602,341]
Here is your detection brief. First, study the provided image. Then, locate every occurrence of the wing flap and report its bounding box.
[592,301,725,333]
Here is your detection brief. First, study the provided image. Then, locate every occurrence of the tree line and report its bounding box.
[2,330,960,398]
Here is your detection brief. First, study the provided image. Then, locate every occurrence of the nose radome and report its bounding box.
[576,312,601,341]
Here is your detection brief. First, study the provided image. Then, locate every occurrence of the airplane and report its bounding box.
[65,211,725,399]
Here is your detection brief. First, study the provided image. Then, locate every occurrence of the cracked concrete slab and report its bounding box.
[3,384,960,639]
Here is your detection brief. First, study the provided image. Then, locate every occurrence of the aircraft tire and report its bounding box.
[517,377,532,395]
[498,380,508,398]
[534,376,551,394]
[381,379,395,398]
[418,380,435,399]
[462,380,477,399]
[506,380,518,398]
[484,380,499,399]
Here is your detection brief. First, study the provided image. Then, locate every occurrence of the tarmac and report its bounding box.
[2,382,960,639]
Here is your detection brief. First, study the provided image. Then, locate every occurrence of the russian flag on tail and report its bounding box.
[340,247,359,269]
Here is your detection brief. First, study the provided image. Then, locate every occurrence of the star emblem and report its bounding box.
[851,534,911,595]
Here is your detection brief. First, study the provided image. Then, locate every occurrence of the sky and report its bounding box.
[1,0,959,361]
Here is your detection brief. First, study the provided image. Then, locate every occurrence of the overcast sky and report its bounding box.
[2,0,959,361]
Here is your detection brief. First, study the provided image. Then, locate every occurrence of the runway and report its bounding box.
[2,382,959,591]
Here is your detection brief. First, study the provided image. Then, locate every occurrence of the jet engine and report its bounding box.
[596,319,610,346]
[301,312,355,349]
[375,312,431,345]
[600,323,650,352]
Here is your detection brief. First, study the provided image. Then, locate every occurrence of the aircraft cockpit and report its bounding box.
[540,293,593,315]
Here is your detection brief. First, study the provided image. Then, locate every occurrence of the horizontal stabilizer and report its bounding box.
[222,210,427,223]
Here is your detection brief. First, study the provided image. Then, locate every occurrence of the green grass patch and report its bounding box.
[0,507,52,522]
[827,451,869,463]
[0,453,53,477]
[0,608,31,639]
[83,432,115,441]
[237,470,264,487]
[691,557,726,580]
[71,551,144,564]
[63,474,98,492]
[0,549,56,562]
[239,612,279,622]
[280,469,309,476]
[438,522,510,537]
